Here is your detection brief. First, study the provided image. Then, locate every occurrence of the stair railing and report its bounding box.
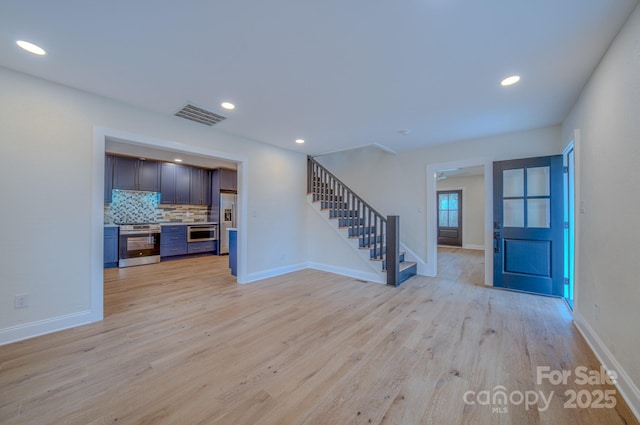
[307,156,400,286]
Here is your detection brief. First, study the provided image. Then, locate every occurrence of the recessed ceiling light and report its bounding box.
[501,75,521,86]
[174,158,183,162]
[221,102,235,110]
[16,40,46,56]
[295,139,305,144]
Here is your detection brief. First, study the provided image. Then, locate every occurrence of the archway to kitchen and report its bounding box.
[91,127,249,322]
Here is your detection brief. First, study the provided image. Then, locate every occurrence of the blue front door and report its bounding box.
[493,155,564,296]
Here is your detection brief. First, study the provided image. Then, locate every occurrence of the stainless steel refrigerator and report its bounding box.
[219,192,237,254]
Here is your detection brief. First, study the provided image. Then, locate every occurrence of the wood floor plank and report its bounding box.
[0,251,636,425]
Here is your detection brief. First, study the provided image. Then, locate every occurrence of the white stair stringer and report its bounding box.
[307,194,387,284]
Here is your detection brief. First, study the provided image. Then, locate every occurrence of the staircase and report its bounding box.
[307,157,417,286]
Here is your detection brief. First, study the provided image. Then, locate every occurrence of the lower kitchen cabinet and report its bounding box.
[160,225,187,258]
[161,243,188,257]
[187,240,216,254]
[104,227,118,268]
[160,225,217,258]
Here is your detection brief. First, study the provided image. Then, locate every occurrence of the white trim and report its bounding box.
[574,312,640,422]
[571,129,581,313]
[306,262,386,284]
[244,263,308,284]
[426,158,493,285]
[244,262,386,285]
[0,310,93,346]
[91,129,106,323]
[462,244,485,250]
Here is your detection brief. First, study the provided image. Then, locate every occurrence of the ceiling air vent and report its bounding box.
[175,104,226,126]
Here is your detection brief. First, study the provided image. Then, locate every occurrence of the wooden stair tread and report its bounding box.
[399,261,417,271]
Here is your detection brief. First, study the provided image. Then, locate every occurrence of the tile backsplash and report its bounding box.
[109,190,160,224]
[105,190,210,224]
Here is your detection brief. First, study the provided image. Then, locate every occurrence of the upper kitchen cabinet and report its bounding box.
[105,155,114,203]
[138,160,162,191]
[212,168,237,193]
[190,168,212,206]
[160,162,191,204]
[112,156,160,192]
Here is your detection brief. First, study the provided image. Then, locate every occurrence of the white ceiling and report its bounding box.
[1,1,637,155]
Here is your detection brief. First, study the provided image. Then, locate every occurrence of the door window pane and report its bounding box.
[527,166,550,196]
[504,199,524,227]
[503,169,524,197]
[449,193,458,210]
[527,199,550,228]
[439,211,449,227]
[439,194,449,210]
[449,210,458,227]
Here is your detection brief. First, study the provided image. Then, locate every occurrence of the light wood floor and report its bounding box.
[1,255,637,424]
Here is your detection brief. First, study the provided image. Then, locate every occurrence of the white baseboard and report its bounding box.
[463,244,485,250]
[243,263,308,284]
[0,310,95,346]
[573,312,640,422]
[243,261,386,285]
[306,262,386,284]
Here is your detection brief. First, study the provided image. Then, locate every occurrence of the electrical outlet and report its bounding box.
[14,294,29,309]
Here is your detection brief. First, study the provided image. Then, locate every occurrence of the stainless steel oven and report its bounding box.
[118,224,161,267]
[187,224,217,242]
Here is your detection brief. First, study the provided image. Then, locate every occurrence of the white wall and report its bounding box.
[437,174,485,249]
[0,67,307,342]
[316,125,563,269]
[562,3,640,415]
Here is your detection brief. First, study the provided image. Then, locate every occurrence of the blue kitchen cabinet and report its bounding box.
[220,169,237,192]
[105,155,114,203]
[187,240,215,254]
[104,226,118,268]
[112,156,160,192]
[229,229,237,276]
[161,163,191,204]
[112,156,137,190]
[160,225,188,257]
[190,168,212,205]
[137,160,161,192]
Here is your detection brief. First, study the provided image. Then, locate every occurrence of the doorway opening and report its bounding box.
[91,127,248,323]
[427,160,492,284]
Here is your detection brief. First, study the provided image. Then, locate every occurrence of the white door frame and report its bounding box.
[563,129,581,313]
[426,158,493,286]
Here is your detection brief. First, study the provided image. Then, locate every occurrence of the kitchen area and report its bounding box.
[103,140,238,275]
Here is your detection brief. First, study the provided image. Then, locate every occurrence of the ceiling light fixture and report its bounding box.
[221,102,235,110]
[295,139,305,144]
[174,158,183,162]
[501,75,521,86]
[16,40,46,56]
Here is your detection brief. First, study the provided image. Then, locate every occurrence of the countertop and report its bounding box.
[161,222,219,226]
[104,222,219,227]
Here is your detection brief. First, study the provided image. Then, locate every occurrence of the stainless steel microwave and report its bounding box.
[187,225,217,242]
